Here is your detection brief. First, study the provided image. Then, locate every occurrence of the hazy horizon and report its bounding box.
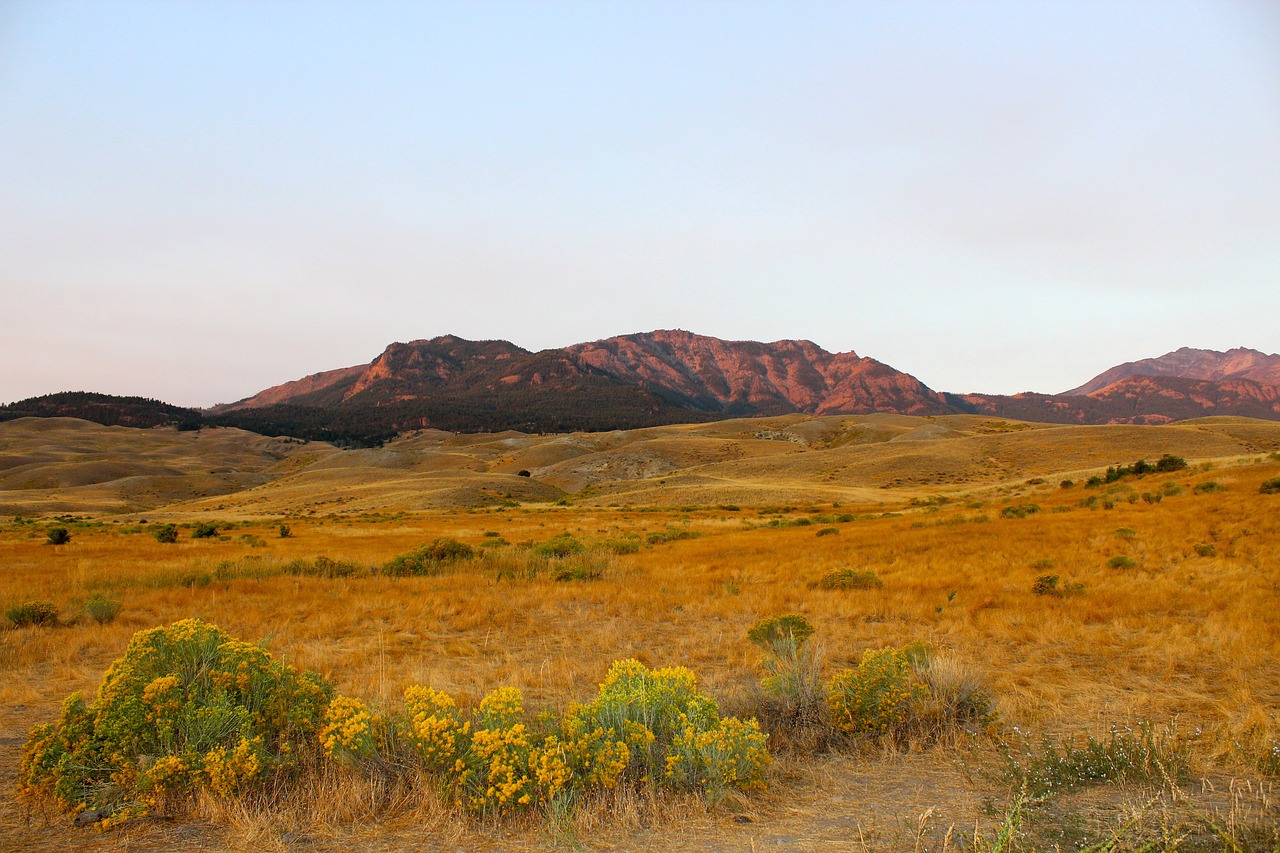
[3,1,1278,408]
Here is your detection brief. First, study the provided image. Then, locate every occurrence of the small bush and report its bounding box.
[1260,477,1280,495]
[530,534,584,558]
[815,526,839,537]
[382,538,475,576]
[1032,575,1084,597]
[238,534,266,548]
[645,529,701,545]
[751,625,828,747]
[999,504,1041,519]
[1059,479,1074,489]
[44,527,71,545]
[18,619,333,824]
[84,593,122,625]
[747,614,815,650]
[6,600,58,628]
[598,537,642,554]
[1113,527,1137,540]
[1193,481,1225,494]
[553,564,603,582]
[828,646,925,736]
[277,524,292,538]
[1107,555,1138,570]
[561,659,769,802]
[1140,492,1162,504]
[285,556,365,578]
[190,521,220,539]
[1155,454,1188,473]
[813,568,883,590]
[1193,543,1216,557]
[153,524,179,544]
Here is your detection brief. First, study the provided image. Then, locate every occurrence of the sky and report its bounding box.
[2,0,1278,408]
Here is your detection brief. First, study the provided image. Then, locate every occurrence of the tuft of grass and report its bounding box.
[994,721,1193,799]
[812,568,883,590]
[84,593,121,625]
[1032,575,1084,596]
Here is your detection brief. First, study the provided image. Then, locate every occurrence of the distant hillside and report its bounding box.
[210,330,950,440]
[11,336,1280,443]
[954,374,1280,424]
[1066,347,1280,395]
[0,391,202,430]
[564,329,950,416]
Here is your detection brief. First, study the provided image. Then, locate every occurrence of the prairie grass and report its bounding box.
[2,456,1279,848]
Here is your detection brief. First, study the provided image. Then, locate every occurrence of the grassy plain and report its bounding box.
[1,415,1279,850]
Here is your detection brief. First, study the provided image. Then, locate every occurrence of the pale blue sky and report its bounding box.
[2,0,1277,408]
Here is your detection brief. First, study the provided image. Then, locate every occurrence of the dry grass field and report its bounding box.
[1,415,1279,851]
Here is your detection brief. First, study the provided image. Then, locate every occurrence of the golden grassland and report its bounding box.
[1,418,1279,850]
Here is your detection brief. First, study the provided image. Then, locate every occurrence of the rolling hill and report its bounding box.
[4,412,1278,517]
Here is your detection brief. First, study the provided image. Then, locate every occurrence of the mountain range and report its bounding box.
[4,333,1279,443]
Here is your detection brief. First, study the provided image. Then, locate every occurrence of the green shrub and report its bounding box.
[6,600,58,627]
[531,533,584,557]
[1193,543,1216,557]
[751,626,828,745]
[1107,555,1138,570]
[285,556,365,578]
[153,524,179,544]
[553,563,604,582]
[190,521,220,539]
[44,527,71,545]
[813,568,883,590]
[645,529,701,545]
[1032,575,1083,597]
[238,534,266,548]
[1193,481,1225,494]
[84,593,122,625]
[382,538,475,576]
[598,537,642,554]
[1059,479,1074,489]
[1113,527,1136,540]
[747,614,815,650]
[1000,504,1041,519]
[815,526,839,537]
[1260,477,1280,495]
[18,619,332,825]
[277,524,292,539]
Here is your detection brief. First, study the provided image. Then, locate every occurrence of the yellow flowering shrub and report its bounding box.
[320,695,377,761]
[828,645,926,736]
[404,685,469,773]
[563,659,769,794]
[459,687,538,814]
[18,619,332,826]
